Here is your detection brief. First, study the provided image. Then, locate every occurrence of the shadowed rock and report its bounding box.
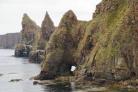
[38,11,55,50]
[41,11,55,40]
[36,10,79,80]
[29,50,45,63]
[29,12,55,63]
[14,0,138,83]
[37,0,138,81]
[21,13,40,45]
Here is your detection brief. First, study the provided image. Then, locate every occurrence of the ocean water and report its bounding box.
[0,49,137,92]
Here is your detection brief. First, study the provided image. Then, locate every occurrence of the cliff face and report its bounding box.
[14,0,138,81]
[37,10,89,79]
[38,12,55,50]
[15,12,54,63]
[21,13,40,48]
[37,0,138,81]
[15,14,40,57]
[75,0,138,81]
[29,12,55,63]
[0,33,21,49]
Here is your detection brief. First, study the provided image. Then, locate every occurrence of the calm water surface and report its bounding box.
[0,49,74,92]
[0,49,137,92]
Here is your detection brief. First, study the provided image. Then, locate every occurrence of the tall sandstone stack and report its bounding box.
[15,12,55,63]
[36,0,138,81]
[14,0,138,82]
[15,14,40,57]
[21,13,40,47]
[36,10,89,79]
[29,12,55,63]
[38,12,55,50]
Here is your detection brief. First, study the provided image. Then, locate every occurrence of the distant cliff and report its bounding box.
[0,33,21,49]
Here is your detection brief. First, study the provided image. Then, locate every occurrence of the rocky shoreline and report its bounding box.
[32,77,138,92]
[14,0,138,90]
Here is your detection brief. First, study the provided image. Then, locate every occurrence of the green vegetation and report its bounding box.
[15,0,138,81]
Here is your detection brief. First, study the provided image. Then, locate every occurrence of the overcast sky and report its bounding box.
[0,0,101,35]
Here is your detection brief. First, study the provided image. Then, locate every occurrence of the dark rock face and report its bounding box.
[41,12,55,40]
[93,0,120,18]
[29,50,45,63]
[37,0,138,81]
[59,10,77,28]
[38,12,55,50]
[38,10,87,80]
[0,33,21,49]
[75,0,138,81]
[15,0,138,82]
[30,12,55,63]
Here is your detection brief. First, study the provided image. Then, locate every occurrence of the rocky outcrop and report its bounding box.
[36,10,88,80]
[21,13,40,46]
[29,50,45,63]
[29,12,55,63]
[41,12,55,40]
[15,14,40,57]
[36,0,138,81]
[38,12,55,50]
[15,44,32,57]
[0,33,21,49]
[15,12,54,64]
[14,0,138,83]
[75,0,138,81]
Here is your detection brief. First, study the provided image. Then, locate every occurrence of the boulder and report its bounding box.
[29,50,45,63]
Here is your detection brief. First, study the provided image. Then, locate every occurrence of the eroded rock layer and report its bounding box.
[15,14,40,57]
[15,0,138,82]
[38,12,55,50]
[37,0,138,81]
[76,0,138,81]
[29,12,55,63]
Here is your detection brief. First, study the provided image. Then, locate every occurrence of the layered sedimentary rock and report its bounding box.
[75,0,138,81]
[21,13,40,47]
[15,14,40,57]
[38,12,55,50]
[36,0,138,81]
[29,50,45,63]
[0,33,21,49]
[29,12,55,63]
[14,0,138,82]
[36,10,88,80]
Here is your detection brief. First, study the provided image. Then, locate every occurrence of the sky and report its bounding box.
[0,0,102,35]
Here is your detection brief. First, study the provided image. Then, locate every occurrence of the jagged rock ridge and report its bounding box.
[15,12,55,64]
[29,12,55,63]
[36,10,89,79]
[15,14,41,57]
[14,0,138,82]
[36,0,138,81]
[38,12,55,50]
[21,13,40,46]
